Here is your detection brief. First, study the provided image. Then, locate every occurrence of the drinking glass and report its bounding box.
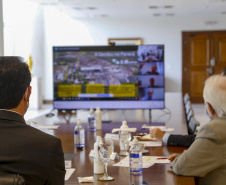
[98,138,114,181]
[119,131,131,156]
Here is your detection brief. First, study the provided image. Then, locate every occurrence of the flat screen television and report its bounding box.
[53,45,164,110]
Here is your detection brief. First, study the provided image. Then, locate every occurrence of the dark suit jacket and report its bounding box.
[0,110,65,185]
[167,134,196,147]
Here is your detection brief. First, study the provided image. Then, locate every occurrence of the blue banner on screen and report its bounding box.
[53,45,165,110]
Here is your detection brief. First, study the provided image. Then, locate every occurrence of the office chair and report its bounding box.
[0,174,25,185]
[183,93,190,105]
[186,108,194,123]
[188,117,200,135]
[185,100,192,115]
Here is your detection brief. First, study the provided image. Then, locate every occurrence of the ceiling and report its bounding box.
[29,0,226,18]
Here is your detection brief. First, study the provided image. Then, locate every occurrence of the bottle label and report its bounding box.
[130,152,142,173]
[74,130,85,147]
[130,153,140,158]
[88,117,96,130]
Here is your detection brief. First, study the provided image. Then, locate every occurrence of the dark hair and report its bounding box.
[0,57,31,109]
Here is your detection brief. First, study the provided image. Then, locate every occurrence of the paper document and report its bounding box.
[65,168,75,181]
[142,125,174,132]
[112,128,137,133]
[105,133,119,140]
[34,125,59,130]
[78,176,94,183]
[143,156,170,164]
[129,141,162,147]
[113,156,170,168]
[139,134,156,141]
[113,156,154,168]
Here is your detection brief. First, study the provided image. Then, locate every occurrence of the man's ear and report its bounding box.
[206,102,215,115]
[24,86,32,102]
[206,102,218,119]
[27,86,32,102]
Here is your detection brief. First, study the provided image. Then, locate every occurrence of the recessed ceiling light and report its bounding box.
[100,14,108,17]
[73,7,82,10]
[166,13,174,16]
[153,13,161,16]
[40,2,57,6]
[149,6,158,9]
[87,7,97,10]
[164,5,173,9]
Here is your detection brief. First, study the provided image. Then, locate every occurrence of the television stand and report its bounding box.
[58,110,77,123]
[149,109,152,123]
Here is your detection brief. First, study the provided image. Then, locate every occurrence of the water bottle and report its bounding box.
[131,174,143,185]
[95,107,102,130]
[74,119,85,149]
[93,136,104,174]
[129,136,142,174]
[120,120,129,151]
[88,108,96,131]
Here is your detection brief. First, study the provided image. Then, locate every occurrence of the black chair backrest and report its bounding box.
[186,108,194,123]
[185,100,192,115]
[0,174,25,185]
[188,117,199,135]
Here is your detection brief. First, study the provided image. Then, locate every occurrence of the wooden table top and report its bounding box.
[31,93,195,185]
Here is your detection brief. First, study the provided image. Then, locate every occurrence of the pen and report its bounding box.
[157,157,168,160]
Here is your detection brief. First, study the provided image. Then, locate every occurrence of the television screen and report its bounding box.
[53,45,164,110]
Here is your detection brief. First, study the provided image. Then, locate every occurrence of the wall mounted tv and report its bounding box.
[53,45,164,110]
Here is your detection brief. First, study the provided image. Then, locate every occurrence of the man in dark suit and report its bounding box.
[150,128,196,147]
[0,57,65,185]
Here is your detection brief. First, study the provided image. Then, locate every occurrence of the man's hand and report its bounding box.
[149,128,164,141]
[168,153,179,162]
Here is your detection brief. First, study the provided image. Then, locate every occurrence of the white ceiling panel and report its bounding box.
[29,0,226,18]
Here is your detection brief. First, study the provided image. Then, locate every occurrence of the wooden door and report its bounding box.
[182,31,226,103]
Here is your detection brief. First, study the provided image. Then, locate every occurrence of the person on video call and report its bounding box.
[147,65,159,75]
[141,89,154,100]
[168,74,226,185]
[0,57,65,185]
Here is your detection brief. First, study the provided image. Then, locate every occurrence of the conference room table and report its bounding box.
[30,93,195,185]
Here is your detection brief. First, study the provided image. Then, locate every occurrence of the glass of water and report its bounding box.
[119,131,131,156]
[98,138,114,181]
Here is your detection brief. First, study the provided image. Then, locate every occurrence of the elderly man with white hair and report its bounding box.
[168,74,226,185]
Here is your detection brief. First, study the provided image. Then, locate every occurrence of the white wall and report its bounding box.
[41,7,226,100]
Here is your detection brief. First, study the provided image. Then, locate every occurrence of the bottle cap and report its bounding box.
[96,136,101,142]
[132,136,140,144]
[96,107,100,110]
[120,120,129,129]
[122,120,127,126]
[90,108,94,114]
[77,119,82,125]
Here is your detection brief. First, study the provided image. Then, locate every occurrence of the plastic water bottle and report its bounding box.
[120,120,129,151]
[131,174,143,185]
[88,108,96,131]
[93,136,104,174]
[129,136,142,174]
[95,107,102,130]
[74,119,85,149]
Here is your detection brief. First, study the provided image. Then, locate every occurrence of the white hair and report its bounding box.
[203,75,226,117]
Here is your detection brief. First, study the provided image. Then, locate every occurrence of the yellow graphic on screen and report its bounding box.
[86,84,105,94]
[109,84,135,97]
[58,85,81,97]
